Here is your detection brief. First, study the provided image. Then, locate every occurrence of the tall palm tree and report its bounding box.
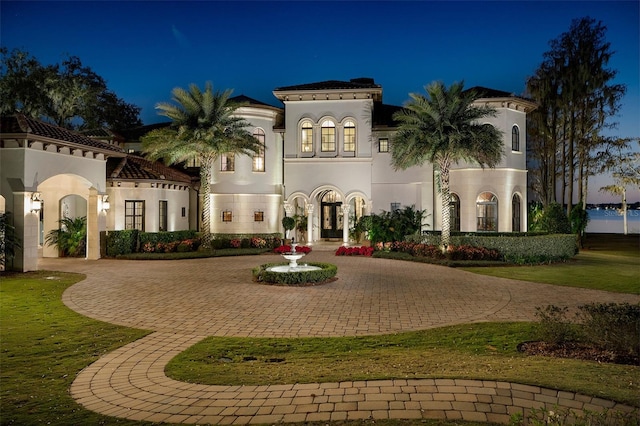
[141,82,262,249]
[391,81,503,249]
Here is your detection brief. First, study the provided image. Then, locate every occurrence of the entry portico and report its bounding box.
[0,115,124,271]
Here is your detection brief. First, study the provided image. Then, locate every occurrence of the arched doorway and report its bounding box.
[320,190,343,239]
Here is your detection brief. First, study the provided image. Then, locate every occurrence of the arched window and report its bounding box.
[252,129,265,172]
[512,193,521,232]
[321,120,336,152]
[343,120,356,152]
[476,192,498,232]
[301,121,313,153]
[449,193,460,232]
[512,125,520,152]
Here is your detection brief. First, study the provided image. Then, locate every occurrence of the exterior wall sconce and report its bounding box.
[100,195,110,212]
[30,192,42,213]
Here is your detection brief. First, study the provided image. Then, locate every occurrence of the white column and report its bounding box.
[13,192,39,272]
[342,204,350,246]
[86,187,100,260]
[306,203,314,245]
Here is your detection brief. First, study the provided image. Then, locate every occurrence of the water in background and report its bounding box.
[586,209,640,234]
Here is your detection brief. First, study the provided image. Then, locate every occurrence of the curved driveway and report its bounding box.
[39,252,639,424]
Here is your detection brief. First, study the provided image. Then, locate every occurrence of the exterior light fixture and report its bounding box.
[31,192,42,213]
[100,195,110,212]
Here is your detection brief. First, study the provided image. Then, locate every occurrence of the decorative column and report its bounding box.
[342,203,351,246]
[86,187,100,260]
[12,192,39,272]
[305,203,314,245]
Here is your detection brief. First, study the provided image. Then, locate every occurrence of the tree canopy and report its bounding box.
[0,48,142,130]
[526,17,627,212]
[141,82,262,248]
[391,81,503,248]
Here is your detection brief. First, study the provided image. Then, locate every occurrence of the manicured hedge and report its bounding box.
[252,262,337,285]
[406,233,577,263]
[104,229,139,257]
[138,230,197,247]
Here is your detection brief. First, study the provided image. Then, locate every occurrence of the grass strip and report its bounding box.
[0,271,150,426]
[166,322,639,407]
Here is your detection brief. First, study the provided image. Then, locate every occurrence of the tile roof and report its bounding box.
[230,94,276,108]
[107,155,193,184]
[0,114,124,153]
[275,78,381,92]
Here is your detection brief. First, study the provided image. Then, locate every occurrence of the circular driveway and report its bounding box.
[46,251,638,337]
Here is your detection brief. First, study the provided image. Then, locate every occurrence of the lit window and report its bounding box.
[125,200,145,231]
[512,125,520,152]
[159,200,167,231]
[343,120,356,152]
[252,129,265,172]
[379,138,389,153]
[476,192,498,232]
[321,120,336,152]
[301,122,313,152]
[254,211,264,222]
[187,157,202,168]
[221,153,235,171]
[222,211,232,222]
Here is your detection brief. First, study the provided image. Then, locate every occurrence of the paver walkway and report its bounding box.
[39,252,639,424]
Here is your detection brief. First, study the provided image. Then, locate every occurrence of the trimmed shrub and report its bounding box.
[105,229,138,256]
[252,262,337,285]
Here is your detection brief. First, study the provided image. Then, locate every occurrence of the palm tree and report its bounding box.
[141,82,262,249]
[391,81,503,249]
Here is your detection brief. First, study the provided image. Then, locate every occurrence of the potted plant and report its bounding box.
[282,216,296,245]
[45,216,87,257]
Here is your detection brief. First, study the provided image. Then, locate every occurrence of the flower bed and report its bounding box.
[274,245,311,254]
[252,262,337,285]
[335,246,374,256]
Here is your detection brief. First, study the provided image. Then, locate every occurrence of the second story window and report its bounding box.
[321,120,335,152]
[221,153,235,171]
[252,129,265,172]
[343,120,356,152]
[301,122,313,153]
[512,125,520,152]
[379,138,389,153]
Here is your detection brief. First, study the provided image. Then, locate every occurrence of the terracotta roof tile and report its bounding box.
[107,155,192,184]
[0,114,124,153]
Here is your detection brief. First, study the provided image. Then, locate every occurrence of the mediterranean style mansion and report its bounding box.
[1,78,536,271]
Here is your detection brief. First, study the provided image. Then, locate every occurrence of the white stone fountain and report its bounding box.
[267,243,321,273]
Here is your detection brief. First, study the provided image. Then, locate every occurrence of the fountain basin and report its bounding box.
[267,264,322,273]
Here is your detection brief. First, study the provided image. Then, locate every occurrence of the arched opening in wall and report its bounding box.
[476,192,498,232]
[288,197,309,243]
[348,196,367,243]
[449,193,461,232]
[512,193,521,232]
[319,190,343,239]
[51,194,88,257]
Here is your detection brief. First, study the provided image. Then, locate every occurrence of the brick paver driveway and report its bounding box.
[39,252,639,424]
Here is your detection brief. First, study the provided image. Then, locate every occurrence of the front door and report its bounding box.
[321,202,343,239]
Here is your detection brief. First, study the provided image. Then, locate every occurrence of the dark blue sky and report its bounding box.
[2,1,639,202]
